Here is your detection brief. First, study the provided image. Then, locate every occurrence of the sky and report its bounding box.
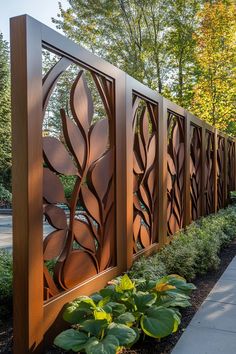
[0,0,69,42]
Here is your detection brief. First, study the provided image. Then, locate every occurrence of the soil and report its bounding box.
[1,240,236,354]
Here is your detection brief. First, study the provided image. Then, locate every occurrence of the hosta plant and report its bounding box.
[54,274,195,353]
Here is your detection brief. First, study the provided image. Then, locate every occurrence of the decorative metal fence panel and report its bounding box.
[10,16,236,354]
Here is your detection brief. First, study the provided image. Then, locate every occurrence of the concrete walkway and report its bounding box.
[172,256,236,354]
[0,214,53,249]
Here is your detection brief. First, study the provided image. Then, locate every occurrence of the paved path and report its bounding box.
[0,215,53,249]
[172,256,236,354]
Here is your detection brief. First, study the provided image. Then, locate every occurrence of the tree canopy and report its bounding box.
[52,0,236,135]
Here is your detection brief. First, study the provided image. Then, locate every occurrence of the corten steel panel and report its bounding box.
[217,133,226,210]
[10,14,236,354]
[189,123,202,221]
[203,126,215,215]
[227,139,236,197]
[165,101,186,236]
[126,75,163,262]
[11,15,127,353]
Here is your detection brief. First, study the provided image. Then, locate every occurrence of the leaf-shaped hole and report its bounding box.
[140,107,149,147]
[99,206,114,271]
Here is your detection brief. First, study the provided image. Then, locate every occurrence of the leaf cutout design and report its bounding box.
[80,185,101,225]
[61,109,86,175]
[92,73,113,121]
[132,96,141,129]
[89,119,109,165]
[140,225,151,248]
[70,70,94,133]
[133,214,141,241]
[89,149,113,202]
[43,265,59,296]
[133,152,143,174]
[173,124,180,153]
[140,107,149,147]
[146,134,157,170]
[99,206,114,271]
[62,250,97,289]
[138,185,150,211]
[43,168,67,204]
[45,205,67,230]
[43,57,71,114]
[146,168,156,199]
[167,174,172,192]
[74,220,96,253]
[43,137,77,176]
[167,154,176,175]
[43,229,67,261]
[134,134,146,169]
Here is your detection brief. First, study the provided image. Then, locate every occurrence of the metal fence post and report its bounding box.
[158,97,168,246]
[184,112,191,227]
[11,15,44,354]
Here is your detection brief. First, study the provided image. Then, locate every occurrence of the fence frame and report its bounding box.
[10,15,236,354]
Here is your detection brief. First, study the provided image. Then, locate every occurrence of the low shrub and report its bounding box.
[0,249,13,322]
[130,205,236,282]
[54,274,195,354]
[0,184,12,208]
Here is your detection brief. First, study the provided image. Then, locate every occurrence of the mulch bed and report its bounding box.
[1,239,236,354]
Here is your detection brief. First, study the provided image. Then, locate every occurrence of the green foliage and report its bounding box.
[54,274,195,353]
[0,249,12,321]
[0,33,11,190]
[0,183,12,207]
[191,1,236,134]
[60,175,77,199]
[130,205,236,282]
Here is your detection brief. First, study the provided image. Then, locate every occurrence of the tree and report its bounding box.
[53,0,169,92]
[0,33,11,190]
[191,1,236,135]
[164,0,201,108]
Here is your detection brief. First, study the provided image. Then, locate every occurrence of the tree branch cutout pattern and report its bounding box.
[132,96,158,254]
[227,140,235,197]
[190,124,202,221]
[42,58,115,300]
[167,112,185,236]
[204,130,214,215]
[217,135,225,210]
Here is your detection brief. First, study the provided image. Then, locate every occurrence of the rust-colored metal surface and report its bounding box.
[42,66,115,300]
[190,124,202,221]
[167,111,185,236]
[227,139,236,196]
[204,130,215,215]
[217,135,225,210]
[132,96,158,254]
[10,15,236,354]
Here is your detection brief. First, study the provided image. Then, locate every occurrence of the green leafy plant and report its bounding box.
[54,274,195,353]
[130,205,236,282]
[0,249,12,321]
